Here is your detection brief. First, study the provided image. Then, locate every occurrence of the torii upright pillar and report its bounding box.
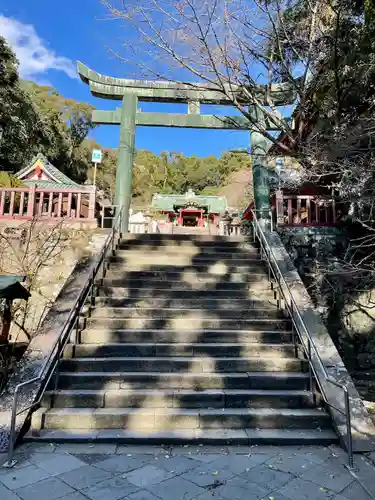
[116,95,137,233]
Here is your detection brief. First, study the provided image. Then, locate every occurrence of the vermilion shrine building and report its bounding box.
[151,189,228,227]
[0,154,96,226]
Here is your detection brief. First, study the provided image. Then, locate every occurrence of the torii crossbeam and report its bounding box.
[78,62,295,231]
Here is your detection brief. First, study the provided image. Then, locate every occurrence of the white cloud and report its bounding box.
[0,15,78,80]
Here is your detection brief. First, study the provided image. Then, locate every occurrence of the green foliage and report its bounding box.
[0,36,95,182]
[0,172,24,188]
[92,148,251,204]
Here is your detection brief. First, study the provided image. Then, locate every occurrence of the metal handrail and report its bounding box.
[3,207,124,468]
[251,210,354,469]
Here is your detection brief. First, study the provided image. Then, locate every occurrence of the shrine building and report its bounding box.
[151,189,228,227]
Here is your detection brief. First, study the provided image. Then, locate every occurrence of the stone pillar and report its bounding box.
[115,94,137,232]
[250,106,272,226]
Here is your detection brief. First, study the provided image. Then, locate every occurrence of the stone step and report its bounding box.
[85,316,290,331]
[79,328,293,345]
[107,257,266,278]
[93,297,277,309]
[43,388,320,410]
[32,407,331,431]
[59,356,307,373]
[23,427,338,446]
[56,371,310,391]
[100,275,270,288]
[120,234,249,243]
[89,306,283,320]
[98,287,275,300]
[118,239,257,253]
[65,343,296,359]
[116,243,259,254]
[23,429,338,446]
[114,249,259,260]
[67,341,298,359]
[110,254,263,266]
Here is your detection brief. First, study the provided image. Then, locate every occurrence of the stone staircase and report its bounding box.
[26,233,338,445]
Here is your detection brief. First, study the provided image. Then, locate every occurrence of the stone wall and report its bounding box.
[277,224,375,406]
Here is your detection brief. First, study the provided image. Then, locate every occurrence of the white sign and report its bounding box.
[275,157,284,171]
[92,149,102,163]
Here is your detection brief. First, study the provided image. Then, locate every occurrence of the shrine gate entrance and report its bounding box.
[77,62,295,231]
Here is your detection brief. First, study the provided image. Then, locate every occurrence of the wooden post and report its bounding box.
[0,299,12,343]
[9,191,15,217]
[275,190,284,226]
[67,192,73,218]
[47,192,53,217]
[306,197,311,224]
[19,192,25,216]
[26,186,36,218]
[88,189,96,220]
[38,192,44,217]
[76,193,82,219]
[288,198,293,225]
[57,192,63,218]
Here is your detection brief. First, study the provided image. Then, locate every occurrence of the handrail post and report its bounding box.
[3,389,20,468]
[344,387,354,470]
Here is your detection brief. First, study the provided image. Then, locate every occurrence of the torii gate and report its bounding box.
[77,62,295,231]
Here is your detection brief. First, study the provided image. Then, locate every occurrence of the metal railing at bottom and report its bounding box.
[2,207,124,468]
[251,210,354,470]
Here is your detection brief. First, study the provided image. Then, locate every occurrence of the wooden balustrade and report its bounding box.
[275,192,338,227]
[0,186,96,222]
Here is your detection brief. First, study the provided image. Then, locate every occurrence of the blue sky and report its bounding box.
[0,0,251,157]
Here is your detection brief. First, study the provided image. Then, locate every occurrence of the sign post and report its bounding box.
[91,149,102,186]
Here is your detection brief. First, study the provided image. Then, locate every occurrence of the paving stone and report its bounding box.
[0,464,51,490]
[184,453,223,463]
[116,446,166,455]
[239,463,293,491]
[81,476,139,500]
[125,464,173,488]
[0,459,33,475]
[94,454,149,474]
[296,446,332,464]
[219,475,268,500]
[126,491,160,500]
[31,453,86,476]
[300,458,355,493]
[210,453,270,475]
[0,483,22,500]
[180,461,235,487]
[59,493,91,500]
[73,454,109,465]
[266,451,326,476]
[151,476,204,500]
[57,464,113,490]
[350,456,375,498]
[16,443,56,455]
[151,455,200,474]
[194,493,225,500]
[55,443,117,455]
[338,479,373,500]
[276,477,336,500]
[15,477,74,500]
[176,446,228,457]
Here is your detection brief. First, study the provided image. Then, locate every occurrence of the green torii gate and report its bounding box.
[77,62,294,231]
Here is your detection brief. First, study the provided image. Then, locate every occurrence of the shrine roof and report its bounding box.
[16,154,81,189]
[77,61,297,105]
[151,191,228,213]
[0,276,30,300]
